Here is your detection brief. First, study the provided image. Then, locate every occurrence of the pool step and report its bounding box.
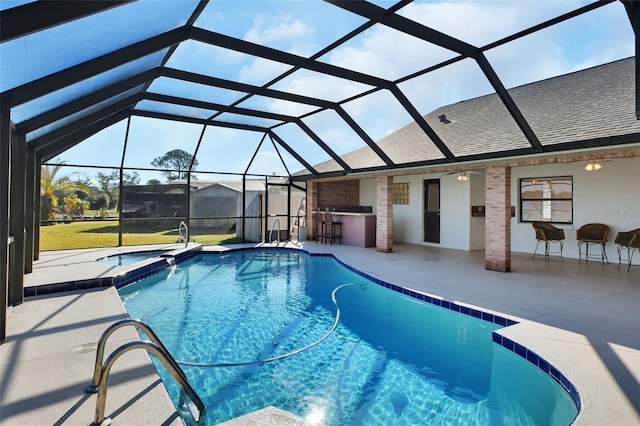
[219,406,320,425]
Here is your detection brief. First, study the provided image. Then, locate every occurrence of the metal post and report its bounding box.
[8,130,25,306]
[1,105,11,342]
[24,147,36,273]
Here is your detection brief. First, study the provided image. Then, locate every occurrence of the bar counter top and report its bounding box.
[323,212,376,247]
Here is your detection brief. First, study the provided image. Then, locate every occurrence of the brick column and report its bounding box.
[306,181,318,241]
[485,166,511,272]
[376,176,393,253]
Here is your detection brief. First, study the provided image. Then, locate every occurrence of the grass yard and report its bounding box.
[40,220,240,250]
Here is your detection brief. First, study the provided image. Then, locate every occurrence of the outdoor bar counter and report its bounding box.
[330,212,376,247]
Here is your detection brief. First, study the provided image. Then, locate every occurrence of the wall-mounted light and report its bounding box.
[585,161,602,171]
[457,172,468,181]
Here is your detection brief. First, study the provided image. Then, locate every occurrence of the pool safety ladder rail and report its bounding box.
[178,221,189,247]
[290,195,306,242]
[268,218,281,244]
[85,319,205,426]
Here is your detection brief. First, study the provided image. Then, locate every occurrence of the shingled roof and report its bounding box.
[306,57,640,175]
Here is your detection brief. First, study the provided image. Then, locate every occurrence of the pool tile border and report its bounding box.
[318,250,582,412]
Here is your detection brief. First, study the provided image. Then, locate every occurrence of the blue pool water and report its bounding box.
[119,250,578,425]
[96,250,167,266]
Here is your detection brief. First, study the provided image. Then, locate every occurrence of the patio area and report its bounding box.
[1,242,639,425]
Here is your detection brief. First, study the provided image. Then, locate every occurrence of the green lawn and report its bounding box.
[40,220,241,250]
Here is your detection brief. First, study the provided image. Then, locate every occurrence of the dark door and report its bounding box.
[424,179,440,243]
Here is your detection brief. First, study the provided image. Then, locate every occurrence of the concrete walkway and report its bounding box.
[1,242,639,425]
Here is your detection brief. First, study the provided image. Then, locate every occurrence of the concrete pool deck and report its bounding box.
[1,241,639,425]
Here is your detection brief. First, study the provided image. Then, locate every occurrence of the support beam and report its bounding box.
[0,106,10,342]
[622,0,640,119]
[34,157,41,260]
[24,148,36,273]
[2,27,187,107]
[9,132,25,306]
[376,175,393,253]
[474,53,543,152]
[0,1,133,42]
[307,181,319,241]
[485,166,511,272]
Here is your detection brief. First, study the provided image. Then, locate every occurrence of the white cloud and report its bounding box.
[245,12,313,45]
[238,57,292,85]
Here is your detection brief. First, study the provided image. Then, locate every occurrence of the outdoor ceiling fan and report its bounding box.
[444,170,485,181]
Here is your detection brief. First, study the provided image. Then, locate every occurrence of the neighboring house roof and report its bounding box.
[304,57,640,175]
[170,179,277,193]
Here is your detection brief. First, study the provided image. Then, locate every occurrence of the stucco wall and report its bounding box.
[510,157,640,261]
[363,173,475,249]
[357,156,638,262]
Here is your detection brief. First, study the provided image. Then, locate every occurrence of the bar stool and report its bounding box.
[315,211,326,243]
[325,212,342,245]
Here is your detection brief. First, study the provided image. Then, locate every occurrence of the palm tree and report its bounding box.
[41,163,89,220]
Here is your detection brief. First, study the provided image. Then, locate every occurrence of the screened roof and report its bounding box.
[1,0,638,181]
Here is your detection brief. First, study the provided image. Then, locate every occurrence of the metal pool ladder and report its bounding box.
[268,218,280,243]
[85,319,205,426]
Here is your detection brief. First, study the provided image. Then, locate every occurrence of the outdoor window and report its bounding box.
[393,182,410,205]
[520,176,573,223]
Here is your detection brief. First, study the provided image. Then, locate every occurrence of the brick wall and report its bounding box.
[485,166,511,272]
[307,181,318,240]
[317,180,359,209]
[376,176,393,253]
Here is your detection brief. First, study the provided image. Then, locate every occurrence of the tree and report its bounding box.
[94,170,140,209]
[147,178,161,185]
[63,194,90,217]
[40,163,89,220]
[151,149,198,182]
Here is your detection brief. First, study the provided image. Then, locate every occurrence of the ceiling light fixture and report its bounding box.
[457,172,468,181]
[585,161,602,171]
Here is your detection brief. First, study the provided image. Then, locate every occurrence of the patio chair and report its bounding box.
[614,228,640,271]
[324,212,342,245]
[577,223,610,264]
[532,222,565,261]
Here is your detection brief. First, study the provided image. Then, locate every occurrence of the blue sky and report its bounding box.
[46,0,635,184]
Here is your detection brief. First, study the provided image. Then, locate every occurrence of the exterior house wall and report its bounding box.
[441,173,471,250]
[510,157,640,261]
[387,175,420,244]
[378,173,474,250]
[470,173,486,250]
[361,156,638,262]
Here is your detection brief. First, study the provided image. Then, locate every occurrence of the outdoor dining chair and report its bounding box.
[532,222,565,261]
[614,228,640,271]
[576,223,610,264]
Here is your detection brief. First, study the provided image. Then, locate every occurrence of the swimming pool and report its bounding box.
[119,249,579,425]
[96,250,168,266]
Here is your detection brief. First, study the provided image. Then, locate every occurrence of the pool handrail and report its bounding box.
[268,218,280,244]
[86,319,205,425]
[178,221,189,247]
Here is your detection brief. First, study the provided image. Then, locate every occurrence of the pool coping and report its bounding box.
[23,245,203,297]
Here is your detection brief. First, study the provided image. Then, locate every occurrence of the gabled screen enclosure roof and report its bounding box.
[1,0,638,180]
